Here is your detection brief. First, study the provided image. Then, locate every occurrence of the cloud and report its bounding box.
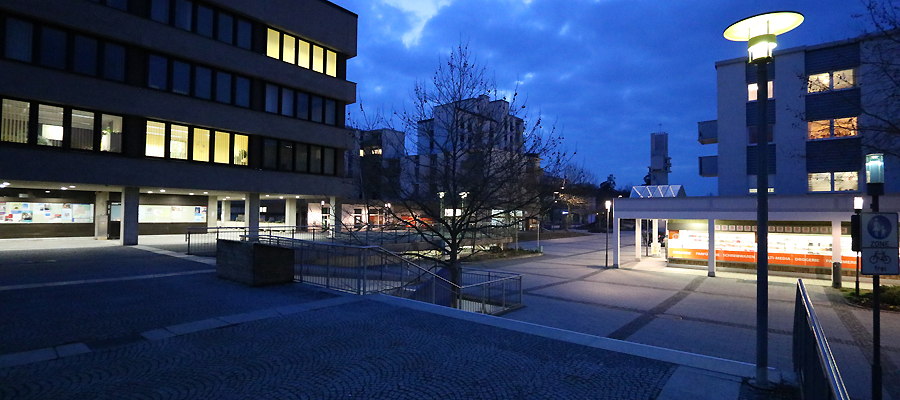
[381,0,454,47]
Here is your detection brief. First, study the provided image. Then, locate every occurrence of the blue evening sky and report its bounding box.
[330,0,874,195]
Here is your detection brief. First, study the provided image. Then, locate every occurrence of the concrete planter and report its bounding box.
[216,239,294,287]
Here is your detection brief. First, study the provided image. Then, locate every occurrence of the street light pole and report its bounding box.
[605,200,612,268]
[866,153,885,400]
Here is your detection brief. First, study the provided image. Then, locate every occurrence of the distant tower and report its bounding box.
[649,131,671,185]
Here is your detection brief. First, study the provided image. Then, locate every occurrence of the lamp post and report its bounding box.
[854,196,864,296]
[724,11,803,387]
[605,200,612,268]
[866,153,885,400]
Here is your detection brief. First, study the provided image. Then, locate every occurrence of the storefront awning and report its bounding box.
[630,185,686,198]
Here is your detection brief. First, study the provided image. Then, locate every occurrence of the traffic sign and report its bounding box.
[860,212,899,275]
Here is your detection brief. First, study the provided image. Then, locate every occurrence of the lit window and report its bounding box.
[37,105,64,147]
[170,124,189,160]
[807,117,857,140]
[312,45,324,73]
[807,120,831,140]
[71,110,94,150]
[145,121,166,157]
[808,73,829,93]
[100,114,122,153]
[1,99,30,144]
[372,148,382,155]
[297,40,310,69]
[834,171,858,191]
[359,149,365,157]
[808,172,858,192]
[834,117,857,137]
[233,134,248,165]
[193,128,210,162]
[282,34,296,64]
[326,50,337,77]
[833,69,854,90]
[808,69,854,93]
[747,81,773,101]
[266,29,280,59]
[214,131,230,163]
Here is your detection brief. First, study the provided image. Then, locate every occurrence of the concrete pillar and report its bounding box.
[246,193,260,234]
[330,196,341,233]
[206,196,217,228]
[222,201,231,223]
[94,191,109,239]
[634,219,642,262]
[286,198,297,227]
[708,219,716,277]
[121,187,139,246]
[832,219,843,288]
[612,217,620,268]
[652,218,659,256]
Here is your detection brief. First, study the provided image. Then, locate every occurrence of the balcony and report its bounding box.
[698,120,718,144]
[699,155,718,177]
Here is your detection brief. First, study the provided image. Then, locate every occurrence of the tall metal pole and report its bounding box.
[755,60,770,386]
[606,208,610,268]
[872,194,882,400]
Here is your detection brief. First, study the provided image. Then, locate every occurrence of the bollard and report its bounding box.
[832,262,842,289]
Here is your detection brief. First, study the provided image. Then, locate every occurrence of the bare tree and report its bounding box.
[857,0,900,156]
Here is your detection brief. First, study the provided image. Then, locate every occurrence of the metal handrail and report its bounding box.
[793,279,850,400]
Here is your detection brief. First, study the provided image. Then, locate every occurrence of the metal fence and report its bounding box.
[253,235,523,315]
[186,226,331,256]
[793,279,849,400]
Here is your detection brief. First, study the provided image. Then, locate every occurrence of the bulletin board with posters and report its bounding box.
[138,205,208,223]
[0,202,94,223]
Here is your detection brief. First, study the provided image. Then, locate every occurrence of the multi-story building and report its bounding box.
[0,0,357,243]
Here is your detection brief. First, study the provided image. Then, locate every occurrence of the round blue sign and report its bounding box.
[867,215,893,240]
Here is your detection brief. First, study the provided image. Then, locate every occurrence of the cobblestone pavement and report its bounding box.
[0,299,677,399]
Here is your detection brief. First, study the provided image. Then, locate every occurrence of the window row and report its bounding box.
[808,69,854,93]
[149,0,252,49]
[808,117,857,140]
[747,81,773,101]
[808,171,858,192]
[3,17,126,81]
[266,28,338,78]
[262,138,337,176]
[264,83,338,126]
[145,120,247,165]
[1,98,123,152]
[147,54,250,107]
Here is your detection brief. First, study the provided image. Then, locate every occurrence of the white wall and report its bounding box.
[716,59,749,196]
[773,48,809,195]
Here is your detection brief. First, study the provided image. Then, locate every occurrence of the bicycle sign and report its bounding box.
[861,212,899,275]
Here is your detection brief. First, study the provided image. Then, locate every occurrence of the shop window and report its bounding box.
[145,121,166,157]
[282,34,296,64]
[39,27,66,69]
[310,145,322,173]
[807,117,857,140]
[172,60,190,95]
[148,55,168,90]
[1,99,30,144]
[296,92,309,120]
[174,0,192,31]
[326,50,337,77]
[215,72,232,104]
[310,96,323,123]
[297,40,310,69]
[192,128,210,161]
[5,18,33,63]
[73,36,98,76]
[808,69,854,93]
[195,66,212,99]
[324,99,336,126]
[266,28,280,59]
[196,5,214,38]
[71,110,94,150]
[233,134,248,165]
[312,45,324,73]
[265,84,278,113]
[295,143,308,172]
[279,142,293,171]
[150,0,170,23]
[37,105,64,147]
[217,13,233,44]
[809,171,858,192]
[100,114,122,153]
[323,147,335,175]
[234,77,250,108]
[170,124,189,159]
[747,81,773,101]
[214,131,229,163]
[263,138,277,169]
[236,19,252,50]
[102,43,125,82]
[281,88,294,117]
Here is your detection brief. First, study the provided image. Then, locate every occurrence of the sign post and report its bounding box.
[860,213,899,276]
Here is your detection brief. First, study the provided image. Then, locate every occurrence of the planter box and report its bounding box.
[216,239,294,286]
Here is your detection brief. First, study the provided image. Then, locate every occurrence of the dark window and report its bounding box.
[323,147,335,175]
[217,13,233,44]
[172,60,190,95]
[264,84,278,113]
[279,142,293,171]
[215,71,232,103]
[73,36,98,75]
[295,143,308,172]
[148,55,168,90]
[310,145,322,173]
[281,88,294,117]
[234,76,250,108]
[263,139,277,169]
[310,96,323,123]
[194,66,211,99]
[236,19,252,49]
[5,18,33,62]
[39,27,66,69]
[106,0,128,11]
[196,6,214,37]
[174,0,192,31]
[150,0,170,23]
[102,43,125,81]
[324,99,336,126]
[296,93,309,120]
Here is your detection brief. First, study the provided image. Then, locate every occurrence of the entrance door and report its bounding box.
[107,201,122,240]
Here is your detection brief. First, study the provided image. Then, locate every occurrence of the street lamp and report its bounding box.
[725,10,803,388]
[854,196,864,297]
[605,200,612,268]
[866,153,885,400]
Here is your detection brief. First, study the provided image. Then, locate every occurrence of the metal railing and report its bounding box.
[187,226,330,256]
[793,279,850,400]
[252,234,523,315]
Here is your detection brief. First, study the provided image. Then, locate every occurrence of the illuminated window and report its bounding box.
[834,171,858,191]
[359,149,365,157]
[372,148,382,155]
[747,81,773,101]
[266,28,280,58]
[100,114,122,153]
[312,45,324,73]
[145,121,166,157]
[807,117,857,140]
[214,131,230,163]
[193,128,210,161]
[170,124,189,160]
[71,110,94,150]
[1,99,30,144]
[282,34,296,64]
[809,172,858,192]
[833,69,854,90]
[233,134,248,165]
[808,69,854,93]
[297,40,310,69]
[37,105,64,147]
[326,50,337,77]
[807,120,831,140]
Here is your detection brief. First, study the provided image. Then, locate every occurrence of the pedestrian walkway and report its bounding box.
[1,236,783,399]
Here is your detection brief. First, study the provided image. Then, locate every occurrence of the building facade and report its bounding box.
[0,0,357,243]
